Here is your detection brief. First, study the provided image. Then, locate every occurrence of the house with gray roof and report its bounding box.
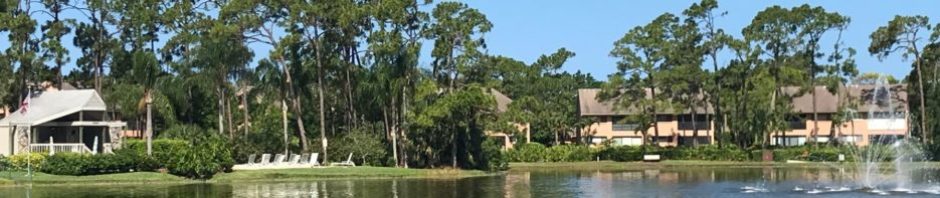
[0,89,126,156]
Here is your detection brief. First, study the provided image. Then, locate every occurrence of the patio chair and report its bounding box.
[309,153,321,166]
[288,154,301,164]
[247,154,257,165]
[330,153,355,167]
[259,154,272,166]
[299,154,310,164]
[273,154,287,165]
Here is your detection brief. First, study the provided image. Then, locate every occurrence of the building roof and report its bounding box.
[490,89,512,113]
[579,84,907,116]
[0,90,108,126]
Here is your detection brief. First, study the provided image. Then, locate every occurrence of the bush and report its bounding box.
[166,136,233,179]
[506,143,597,162]
[8,153,47,170]
[481,139,508,171]
[39,149,160,176]
[125,139,189,166]
[596,146,643,161]
[41,153,88,175]
[325,124,389,166]
[506,143,547,162]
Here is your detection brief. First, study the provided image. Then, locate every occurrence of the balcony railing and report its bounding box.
[612,124,639,131]
[678,122,710,130]
[788,121,806,130]
[30,143,93,154]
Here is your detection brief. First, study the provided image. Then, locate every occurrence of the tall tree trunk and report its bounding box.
[313,28,328,161]
[226,93,235,139]
[400,84,410,168]
[146,91,153,156]
[218,87,225,135]
[242,87,250,137]
[649,78,659,146]
[691,103,699,146]
[710,53,722,148]
[281,100,289,155]
[912,49,929,143]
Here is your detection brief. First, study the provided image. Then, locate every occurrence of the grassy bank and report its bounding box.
[0,171,188,185]
[210,167,494,182]
[0,166,493,186]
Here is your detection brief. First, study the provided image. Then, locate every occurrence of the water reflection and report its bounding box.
[1,166,939,197]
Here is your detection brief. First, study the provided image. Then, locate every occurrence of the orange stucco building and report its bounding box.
[577,85,908,147]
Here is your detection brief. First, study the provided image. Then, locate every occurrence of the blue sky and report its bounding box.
[445,0,940,80]
[4,1,939,81]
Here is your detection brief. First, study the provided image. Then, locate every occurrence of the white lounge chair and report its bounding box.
[288,154,301,164]
[309,153,321,166]
[330,153,355,167]
[247,154,257,165]
[273,154,287,165]
[300,154,310,164]
[259,154,272,166]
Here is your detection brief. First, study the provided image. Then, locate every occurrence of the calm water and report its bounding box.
[2,166,940,198]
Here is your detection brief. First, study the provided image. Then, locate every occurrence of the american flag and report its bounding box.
[19,92,30,115]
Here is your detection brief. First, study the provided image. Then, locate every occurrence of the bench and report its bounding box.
[643,154,661,162]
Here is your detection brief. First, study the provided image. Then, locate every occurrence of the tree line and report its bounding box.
[599,0,940,149]
[0,0,938,170]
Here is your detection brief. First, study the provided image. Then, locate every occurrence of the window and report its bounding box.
[839,135,862,144]
[611,116,640,131]
[678,115,710,130]
[787,116,806,130]
[612,137,643,146]
[678,137,711,146]
[590,137,607,145]
[771,136,806,146]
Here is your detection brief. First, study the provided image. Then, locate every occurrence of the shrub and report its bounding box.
[41,153,88,175]
[39,149,160,176]
[8,153,47,170]
[506,143,547,162]
[167,136,233,179]
[125,139,189,166]
[597,146,643,162]
[481,138,508,171]
[546,145,595,162]
[0,155,10,171]
[325,124,389,166]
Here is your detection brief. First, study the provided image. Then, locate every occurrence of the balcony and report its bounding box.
[678,122,710,130]
[612,124,640,131]
[788,121,806,130]
[30,143,93,154]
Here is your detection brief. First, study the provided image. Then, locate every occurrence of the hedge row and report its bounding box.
[0,138,234,179]
[506,143,866,162]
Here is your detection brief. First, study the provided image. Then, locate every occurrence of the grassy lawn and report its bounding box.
[0,171,188,185]
[211,166,494,183]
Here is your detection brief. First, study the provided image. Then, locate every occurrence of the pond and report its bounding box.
[2,166,940,197]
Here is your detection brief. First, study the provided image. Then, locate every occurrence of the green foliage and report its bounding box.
[596,146,644,162]
[166,136,234,179]
[506,143,597,162]
[481,139,508,171]
[125,136,232,179]
[8,153,47,170]
[39,149,159,176]
[125,139,189,166]
[40,153,86,175]
[325,123,389,166]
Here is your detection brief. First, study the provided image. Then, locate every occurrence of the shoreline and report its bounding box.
[4,160,940,186]
[0,166,495,187]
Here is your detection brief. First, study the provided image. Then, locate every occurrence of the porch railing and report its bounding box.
[30,143,93,154]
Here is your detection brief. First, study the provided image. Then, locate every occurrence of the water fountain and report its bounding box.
[743,77,939,196]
